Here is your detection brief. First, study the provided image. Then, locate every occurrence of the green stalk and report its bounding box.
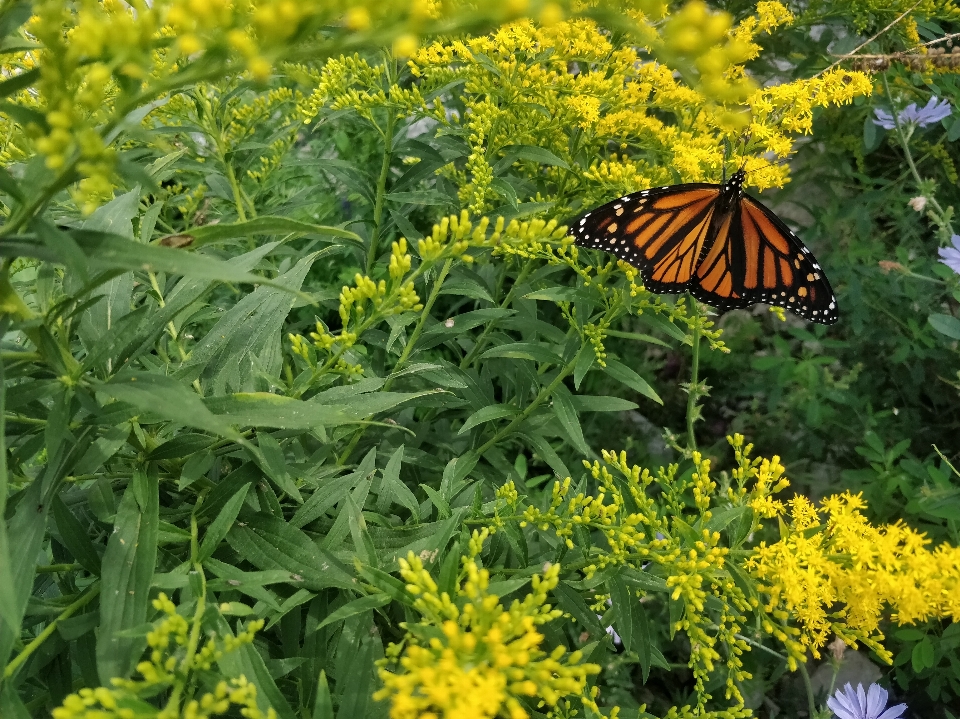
[388,257,453,382]
[883,73,954,238]
[797,659,818,719]
[336,257,453,465]
[223,159,249,223]
[165,517,208,713]
[475,345,585,457]
[3,584,101,678]
[366,109,397,275]
[685,295,703,453]
[460,259,535,370]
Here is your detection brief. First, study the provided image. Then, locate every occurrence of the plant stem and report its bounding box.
[460,259,535,370]
[883,73,953,237]
[35,563,82,573]
[3,583,101,678]
[685,295,702,453]
[367,110,397,275]
[223,160,249,223]
[389,257,453,382]
[336,257,453,465]
[475,346,585,457]
[798,659,818,718]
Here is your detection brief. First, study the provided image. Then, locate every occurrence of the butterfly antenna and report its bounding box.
[736,132,751,172]
[721,138,730,183]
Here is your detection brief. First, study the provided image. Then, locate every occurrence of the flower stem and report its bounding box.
[475,345,586,457]
[3,583,101,678]
[685,295,703,453]
[883,72,954,239]
[798,659,818,719]
[366,106,397,275]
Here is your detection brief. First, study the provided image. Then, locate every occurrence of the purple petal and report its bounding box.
[865,684,887,718]
[827,696,859,719]
[876,703,907,719]
[856,684,867,713]
[916,97,952,127]
[951,234,960,251]
[828,684,864,719]
[899,103,921,124]
[939,246,960,275]
[873,108,896,130]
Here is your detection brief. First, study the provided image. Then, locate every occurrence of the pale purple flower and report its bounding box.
[874,97,952,130]
[939,234,960,275]
[827,683,906,719]
[599,598,621,646]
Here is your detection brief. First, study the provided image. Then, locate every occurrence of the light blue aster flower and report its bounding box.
[827,683,906,719]
[874,97,952,130]
[939,234,960,275]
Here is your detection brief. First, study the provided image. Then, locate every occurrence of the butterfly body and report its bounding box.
[571,170,838,324]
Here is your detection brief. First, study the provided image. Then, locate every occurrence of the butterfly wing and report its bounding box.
[726,195,839,324]
[571,183,839,324]
[571,184,724,296]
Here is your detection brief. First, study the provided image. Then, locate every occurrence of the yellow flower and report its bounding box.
[376,541,600,719]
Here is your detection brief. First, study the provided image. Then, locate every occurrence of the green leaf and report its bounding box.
[226,514,355,591]
[215,614,297,719]
[458,404,517,434]
[292,449,377,529]
[97,467,159,683]
[178,253,319,393]
[552,581,605,637]
[254,433,301,502]
[929,313,960,340]
[74,424,130,474]
[522,432,569,479]
[68,229,306,294]
[494,144,569,172]
[522,287,582,302]
[634,599,654,683]
[185,216,361,247]
[552,385,590,456]
[52,495,102,575]
[604,329,671,348]
[203,559,283,611]
[420,484,451,519]
[571,395,638,412]
[573,349,594,390]
[377,445,420,522]
[609,575,634,652]
[199,483,251,562]
[314,593,392,633]
[346,493,379,566]
[97,372,243,441]
[387,190,454,206]
[0,62,32,104]
[0,479,49,668]
[312,671,334,719]
[602,359,662,404]
[334,639,376,719]
[480,342,562,363]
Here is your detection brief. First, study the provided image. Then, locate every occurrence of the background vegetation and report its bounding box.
[1,1,959,718]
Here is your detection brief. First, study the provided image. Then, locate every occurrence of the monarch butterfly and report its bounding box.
[570,169,838,324]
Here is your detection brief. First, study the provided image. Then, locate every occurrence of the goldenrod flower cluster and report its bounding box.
[12,0,544,213]
[473,436,960,714]
[51,593,273,719]
[375,534,600,719]
[523,449,751,709]
[287,211,574,383]
[747,490,960,667]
